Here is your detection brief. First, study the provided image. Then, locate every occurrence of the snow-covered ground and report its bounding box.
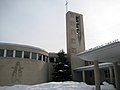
[0,81,115,90]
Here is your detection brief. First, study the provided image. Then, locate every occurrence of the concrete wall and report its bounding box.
[48,63,54,82]
[0,57,49,86]
[66,11,85,81]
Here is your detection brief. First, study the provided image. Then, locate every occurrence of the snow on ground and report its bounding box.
[0,81,116,90]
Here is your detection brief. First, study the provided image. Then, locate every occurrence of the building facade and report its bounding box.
[66,11,85,81]
[0,43,50,85]
[66,11,117,88]
[0,11,119,88]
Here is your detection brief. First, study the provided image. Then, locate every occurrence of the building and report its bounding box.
[0,43,67,86]
[0,11,119,90]
[66,11,120,90]
[66,11,85,81]
[76,41,120,90]
[0,43,50,85]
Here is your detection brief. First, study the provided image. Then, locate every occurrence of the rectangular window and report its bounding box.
[6,50,13,57]
[76,16,80,22]
[76,23,80,28]
[49,57,54,63]
[45,56,48,62]
[15,50,22,58]
[43,55,45,61]
[24,51,30,59]
[89,61,93,65]
[0,49,4,57]
[105,70,109,78]
[90,71,93,78]
[38,54,42,60]
[32,52,37,60]
[76,29,80,34]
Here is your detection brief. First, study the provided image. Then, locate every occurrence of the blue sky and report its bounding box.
[0,0,120,52]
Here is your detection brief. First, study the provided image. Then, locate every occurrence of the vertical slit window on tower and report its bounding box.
[0,49,4,57]
[76,23,80,28]
[76,29,80,34]
[32,52,37,60]
[6,50,13,57]
[24,51,30,59]
[15,50,22,58]
[76,16,80,22]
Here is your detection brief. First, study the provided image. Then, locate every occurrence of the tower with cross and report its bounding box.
[66,11,85,81]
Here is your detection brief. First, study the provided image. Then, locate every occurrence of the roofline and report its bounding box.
[0,42,48,53]
[77,39,120,56]
[66,11,83,16]
[74,63,113,71]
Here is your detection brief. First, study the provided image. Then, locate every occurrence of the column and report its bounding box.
[13,50,16,57]
[41,55,43,61]
[109,66,113,84]
[54,58,56,63]
[36,54,39,60]
[113,62,120,90]
[4,49,7,57]
[30,52,32,59]
[47,57,49,63]
[22,51,24,58]
[94,60,100,90]
[45,56,47,62]
[82,70,85,82]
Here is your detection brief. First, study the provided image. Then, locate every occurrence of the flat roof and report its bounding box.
[77,40,120,62]
[74,63,113,71]
[0,42,48,53]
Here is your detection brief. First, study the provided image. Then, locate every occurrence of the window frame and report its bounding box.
[6,49,14,57]
[15,50,22,58]
[0,49,4,57]
[32,52,37,60]
[24,51,30,59]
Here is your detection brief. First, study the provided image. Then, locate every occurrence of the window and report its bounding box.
[32,52,37,60]
[76,29,80,34]
[89,61,93,65]
[76,23,80,28]
[49,57,54,63]
[15,50,22,58]
[6,50,13,57]
[105,70,109,78]
[76,16,80,22]
[24,51,30,59]
[45,56,48,62]
[90,71,93,78]
[43,55,45,61]
[38,54,42,60]
[0,49,4,57]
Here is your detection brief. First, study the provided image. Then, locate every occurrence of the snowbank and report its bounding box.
[0,81,115,90]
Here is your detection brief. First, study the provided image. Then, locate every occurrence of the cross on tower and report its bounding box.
[65,0,68,12]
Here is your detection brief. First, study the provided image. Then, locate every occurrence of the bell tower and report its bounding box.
[66,11,85,80]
